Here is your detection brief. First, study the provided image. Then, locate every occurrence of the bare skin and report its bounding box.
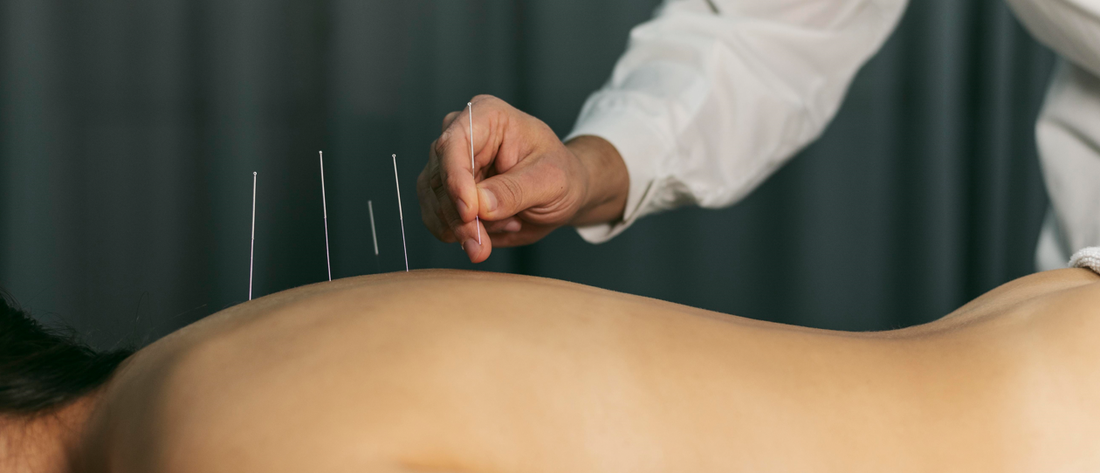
[0,396,99,473]
[23,268,1100,472]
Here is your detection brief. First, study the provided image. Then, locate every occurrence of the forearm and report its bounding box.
[566,135,629,227]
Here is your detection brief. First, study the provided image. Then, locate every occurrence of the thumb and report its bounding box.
[476,161,563,221]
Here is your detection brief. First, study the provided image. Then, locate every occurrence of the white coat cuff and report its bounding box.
[565,95,667,244]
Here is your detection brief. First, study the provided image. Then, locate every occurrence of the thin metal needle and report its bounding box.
[468,102,481,245]
[249,172,257,300]
[368,199,381,273]
[320,151,332,281]
[392,154,409,272]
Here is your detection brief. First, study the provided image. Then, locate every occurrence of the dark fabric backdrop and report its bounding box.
[0,0,1054,349]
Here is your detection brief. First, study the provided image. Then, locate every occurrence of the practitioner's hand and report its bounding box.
[417,95,628,263]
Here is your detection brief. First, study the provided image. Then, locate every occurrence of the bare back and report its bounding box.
[84,269,1100,472]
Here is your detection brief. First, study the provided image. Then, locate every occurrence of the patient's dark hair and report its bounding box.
[0,290,133,415]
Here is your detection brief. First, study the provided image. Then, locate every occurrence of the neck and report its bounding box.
[0,394,100,473]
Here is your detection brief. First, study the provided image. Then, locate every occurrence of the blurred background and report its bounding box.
[1,0,1054,349]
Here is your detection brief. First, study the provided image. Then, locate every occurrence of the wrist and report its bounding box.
[565,135,628,227]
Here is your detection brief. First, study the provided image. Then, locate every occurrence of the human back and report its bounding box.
[76,267,1100,473]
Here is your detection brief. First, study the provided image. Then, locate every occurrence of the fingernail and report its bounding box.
[479,188,497,213]
[463,239,481,260]
[504,220,522,233]
[457,198,470,216]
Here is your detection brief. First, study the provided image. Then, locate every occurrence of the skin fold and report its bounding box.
[56,268,1100,472]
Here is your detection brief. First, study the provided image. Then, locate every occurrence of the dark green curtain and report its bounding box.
[0,0,1053,349]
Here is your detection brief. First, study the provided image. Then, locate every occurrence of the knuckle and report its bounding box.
[432,181,450,202]
[435,207,451,227]
[442,208,463,230]
[433,136,448,158]
[472,94,496,104]
[436,159,450,181]
[445,173,465,193]
[427,156,440,177]
[442,112,459,131]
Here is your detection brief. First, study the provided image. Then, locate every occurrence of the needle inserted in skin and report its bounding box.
[368,200,380,273]
[393,154,409,272]
[320,151,332,281]
[249,172,257,300]
[468,102,481,245]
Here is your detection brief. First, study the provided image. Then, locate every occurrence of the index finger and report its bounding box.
[435,100,493,224]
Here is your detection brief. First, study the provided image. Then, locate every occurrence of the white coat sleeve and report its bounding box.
[1003,0,1100,78]
[1003,0,1100,267]
[566,0,910,243]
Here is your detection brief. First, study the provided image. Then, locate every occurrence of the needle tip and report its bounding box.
[253,172,257,176]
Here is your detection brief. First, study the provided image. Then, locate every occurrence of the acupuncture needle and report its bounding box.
[249,172,257,300]
[368,199,381,273]
[392,154,409,272]
[468,102,481,245]
[320,151,332,281]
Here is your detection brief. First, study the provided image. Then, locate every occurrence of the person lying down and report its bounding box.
[3,255,1100,472]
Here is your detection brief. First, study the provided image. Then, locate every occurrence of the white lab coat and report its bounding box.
[567,0,1100,271]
